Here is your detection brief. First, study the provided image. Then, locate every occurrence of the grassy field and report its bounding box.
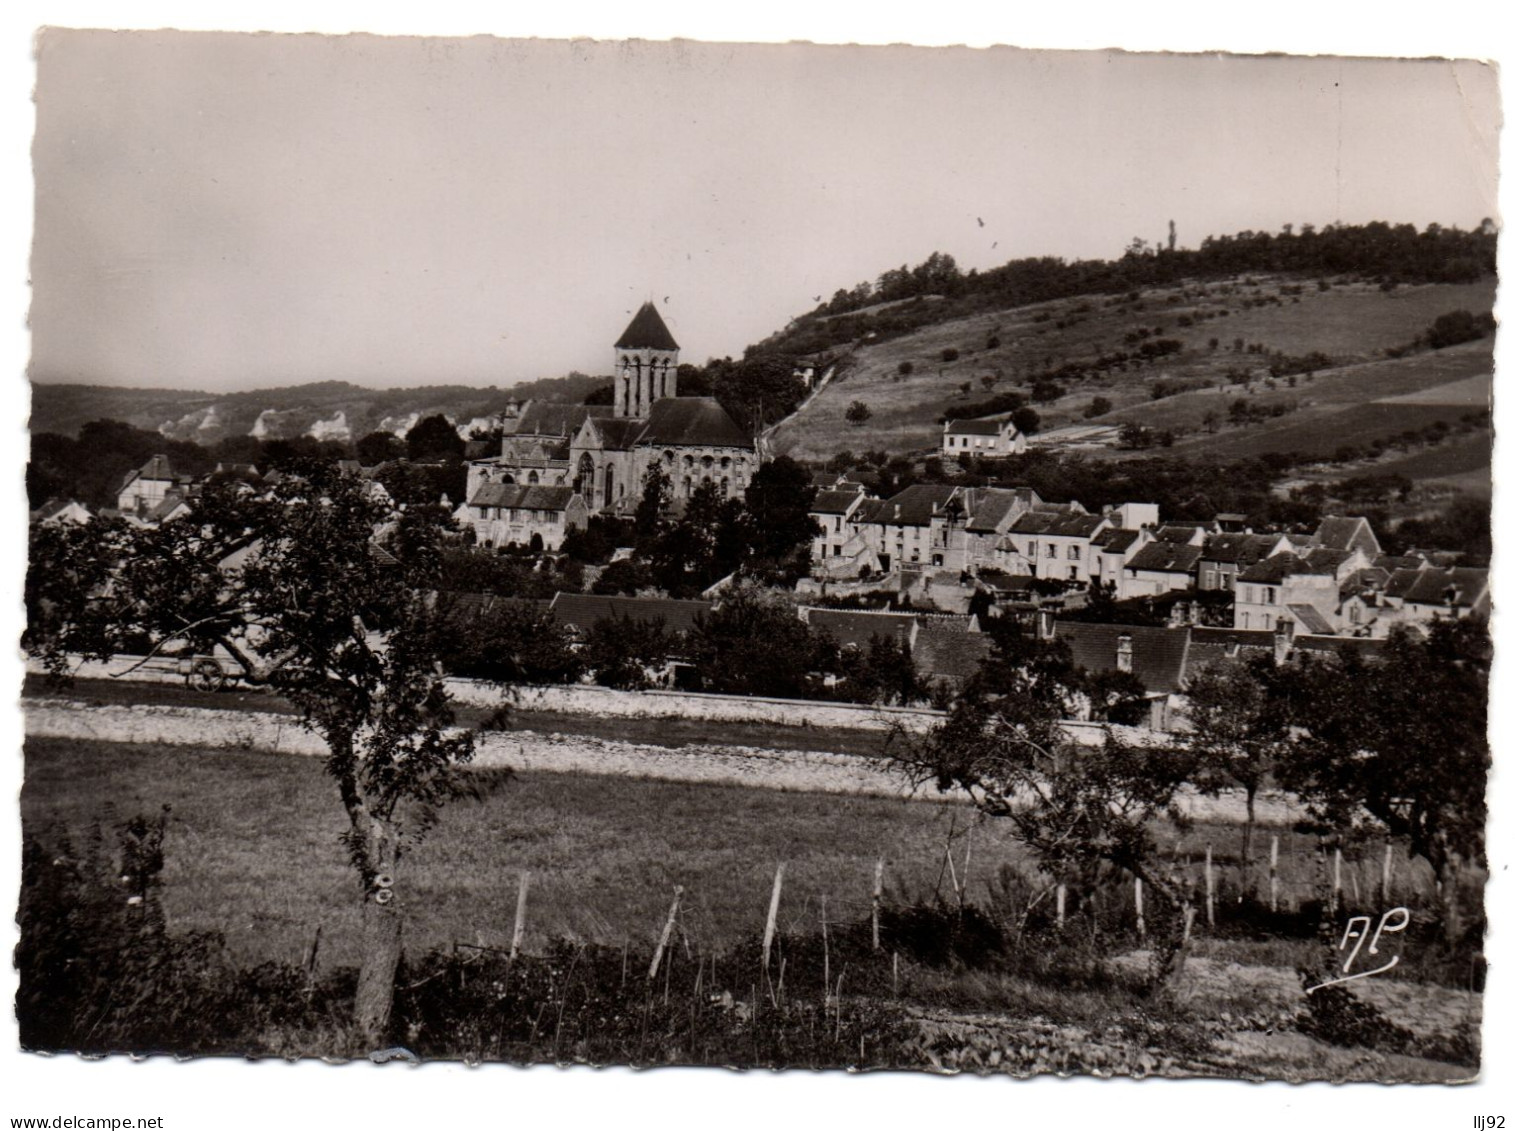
[21,734,1481,1075]
[23,735,1455,969]
[770,276,1495,462]
[1161,401,1482,463]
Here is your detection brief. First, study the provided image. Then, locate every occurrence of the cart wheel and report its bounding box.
[189,658,226,693]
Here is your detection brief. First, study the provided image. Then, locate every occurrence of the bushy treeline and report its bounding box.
[431,584,932,707]
[757,221,1495,357]
[27,413,475,511]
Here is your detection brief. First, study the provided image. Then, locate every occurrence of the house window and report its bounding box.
[1046,544,1058,559]
[1027,541,1038,557]
[1264,586,1276,605]
[1241,612,1250,628]
[1068,545,1080,561]
[1261,613,1272,630]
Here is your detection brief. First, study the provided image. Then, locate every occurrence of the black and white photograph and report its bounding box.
[6,7,1511,1126]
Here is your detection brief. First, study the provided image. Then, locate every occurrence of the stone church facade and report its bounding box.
[463,304,759,535]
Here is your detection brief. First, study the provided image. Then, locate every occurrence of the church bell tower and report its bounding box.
[613,301,680,418]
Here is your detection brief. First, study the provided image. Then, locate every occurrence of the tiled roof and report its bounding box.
[1009,511,1106,538]
[811,487,868,516]
[137,454,176,481]
[805,608,918,649]
[1311,515,1378,553]
[34,498,90,522]
[591,417,648,451]
[975,570,1039,593]
[1236,552,1319,584]
[851,498,890,524]
[468,483,578,511]
[1152,524,1204,544]
[1292,635,1387,661]
[1055,622,1191,694]
[635,397,752,448]
[944,417,1011,436]
[549,592,711,635]
[1202,532,1281,566]
[963,487,1033,533]
[510,402,613,438]
[441,593,549,621]
[1096,528,1142,554]
[1302,547,1354,573]
[1402,567,1489,608]
[1285,603,1336,635]
[615,302,680,351]
[1384,568,1425,599]
[911,623,993,682]
[145,494,191,523]
[1189,626,1277,650]
[877,484,959,527]
[1126,541,1202,574]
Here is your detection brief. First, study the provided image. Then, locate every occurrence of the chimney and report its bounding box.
[1273,618,1295,665]
[1116,633,1134,673]
[1036,607,1057,641]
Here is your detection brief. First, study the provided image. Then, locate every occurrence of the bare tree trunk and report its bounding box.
[355,889,403,1046]
[354,817,402,1047]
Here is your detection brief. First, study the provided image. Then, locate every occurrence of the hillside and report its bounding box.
[27,372,610,442]
[767,276,1496,491]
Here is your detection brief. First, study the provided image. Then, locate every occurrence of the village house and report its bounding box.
[458,483,589,551]
[1118,528,1204,599]
[1232,551,1344,633]
[1089,527,1150,593]
[31,498,93,526]
[808,483,871,567]
[941,417,1027,461]
[116,454,192,516]
[999,509,1110,584]
[1197,532,1295,591]
[955,486,1043,573]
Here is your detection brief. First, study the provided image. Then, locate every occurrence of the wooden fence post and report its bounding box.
[762,863,785,972]
[648,885,684,980]
[1134,876,1146,941]
[1382,842,1394,905]
[1055,883,1067,930]
[872,858,884,952]
[1269,835,1280,914]
[1331,847,1342,914]
[510,871,530,960]
[821,894,831,994]
[1204,845,1215,930]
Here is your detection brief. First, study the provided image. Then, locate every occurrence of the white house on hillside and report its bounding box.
[942,417,1026,460]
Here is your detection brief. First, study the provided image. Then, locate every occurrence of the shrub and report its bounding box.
[941,348,960,363]
[897,361,914,376]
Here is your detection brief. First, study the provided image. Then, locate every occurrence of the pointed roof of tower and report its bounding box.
[615,302,680,351]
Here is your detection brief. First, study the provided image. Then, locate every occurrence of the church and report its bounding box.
[461,303,759,541]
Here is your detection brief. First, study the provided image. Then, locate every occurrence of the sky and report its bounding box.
[27,32,1502,392]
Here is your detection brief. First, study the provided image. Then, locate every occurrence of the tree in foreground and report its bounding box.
[1181,654,1298,896]
[26,468,481,1044]
[1279,621,1489,942]
[892,621,1199,985]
